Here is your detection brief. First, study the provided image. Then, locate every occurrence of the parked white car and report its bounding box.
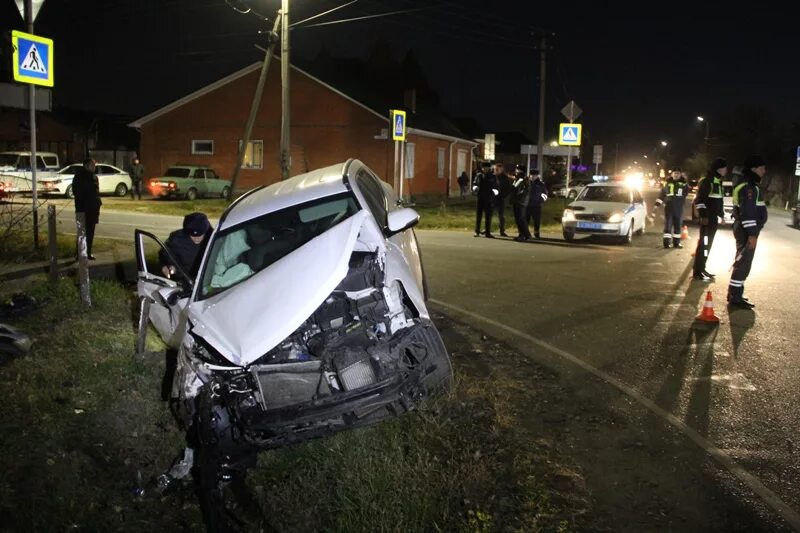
[551,180,588,199]
[562,182,647,244]
[40,163,132,198]
[0,151,60,192]
[134,159,452,523]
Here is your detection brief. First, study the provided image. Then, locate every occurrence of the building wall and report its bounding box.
[137,67,472,195]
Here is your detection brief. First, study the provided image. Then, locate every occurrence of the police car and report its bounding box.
[562,182,647,244]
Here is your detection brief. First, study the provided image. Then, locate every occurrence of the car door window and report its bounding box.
[206,169,218,180]
[356,169,388,229]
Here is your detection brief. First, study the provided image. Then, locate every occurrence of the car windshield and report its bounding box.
[578,186,630,203]
[0,154,19,166]
[164,167,192,178]
[199,192,360,299]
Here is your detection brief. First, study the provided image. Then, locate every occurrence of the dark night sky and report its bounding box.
[2,0,798,164]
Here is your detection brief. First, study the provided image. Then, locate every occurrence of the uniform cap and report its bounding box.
[710,158,727,171]
[183,212,211,236]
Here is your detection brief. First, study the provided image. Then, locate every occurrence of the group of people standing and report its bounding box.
[471,161,548,241]
[656,156,768,310]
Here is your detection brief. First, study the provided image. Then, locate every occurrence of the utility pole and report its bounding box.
[228,15,281,197]
[534,31,551,175]
[25,0,39,248]
[280,0,291,180]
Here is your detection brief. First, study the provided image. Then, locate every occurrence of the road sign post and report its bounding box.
[560,101,582,198]
[391,110,407,200]
[12,22,54,249]
[593,145,603,176]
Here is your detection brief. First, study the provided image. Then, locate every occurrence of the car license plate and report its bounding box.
[577,221,602,230]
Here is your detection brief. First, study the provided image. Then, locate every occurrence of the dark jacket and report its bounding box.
[512,176,530,206]
[130,163,145,184]
[656,178,688,210]
[472,171,499,199]
[457,172,468,187]
[159,230,208,278]
[529,177,549,206]
[72,166,101,216]
[733,172,768,237]
[496,172,512,200]
[694,172,724,219]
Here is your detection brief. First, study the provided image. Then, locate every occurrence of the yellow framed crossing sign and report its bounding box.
[558,123,581,146]
[391,109,406,141]
[12,30,54,87]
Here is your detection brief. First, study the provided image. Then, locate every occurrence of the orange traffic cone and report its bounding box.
[681,225,690,240]
[695,291,720,323]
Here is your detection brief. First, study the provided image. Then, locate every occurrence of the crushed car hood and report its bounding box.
[187,210,369,366]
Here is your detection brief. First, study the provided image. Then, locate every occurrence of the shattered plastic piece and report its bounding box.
[0,323,32,357]
[158,446,195,493]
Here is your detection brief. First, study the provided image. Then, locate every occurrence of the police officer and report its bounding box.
[655,168,688,248]
[473,161,499,237]
[727,156,768,309]
[511,165,531,241]
[160,212,213,279]
[692,158,727,280]
[527,169,549,239]
[494,162,511,237]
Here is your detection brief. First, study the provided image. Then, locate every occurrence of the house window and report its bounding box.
[437,147,446,179]
[238,140,264,169]
[404,143,415,179]
[191,140,214,155]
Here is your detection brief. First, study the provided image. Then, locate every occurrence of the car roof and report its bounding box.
[1,151,58,157]
[219,160,352,230]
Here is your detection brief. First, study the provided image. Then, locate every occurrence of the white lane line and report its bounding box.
[431,298,800,531]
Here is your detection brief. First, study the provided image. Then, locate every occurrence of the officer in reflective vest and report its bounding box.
[654,168,688,248]
[727,155,768,309]
[692,158,727,280]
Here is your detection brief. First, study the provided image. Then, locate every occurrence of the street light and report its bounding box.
[660,140,668,147]
[696,116,709,140]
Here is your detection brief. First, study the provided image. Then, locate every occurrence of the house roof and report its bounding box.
[128,57,475,146]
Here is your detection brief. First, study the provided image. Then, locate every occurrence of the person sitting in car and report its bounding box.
[160,212,213,279]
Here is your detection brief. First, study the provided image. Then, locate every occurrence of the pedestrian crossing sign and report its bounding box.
[391,109,406,141]
[559,123,581,146]
[11,30,54,87]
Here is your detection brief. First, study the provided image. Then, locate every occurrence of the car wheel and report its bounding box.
[114,183,128,197]
[221,186,231,200]
[65,184,74,199]
[185,188,198,201]
[414,321,453,393]
[621,221,633,245]
[563,230,575,242]
[635,218,645,235]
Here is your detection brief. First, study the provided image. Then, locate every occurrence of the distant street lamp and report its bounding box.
[696,116,710,141]
[660,140,668,147]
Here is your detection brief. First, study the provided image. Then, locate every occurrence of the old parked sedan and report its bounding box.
[148,165,231,200]
[561,182,647,244]
[135,159,451,526]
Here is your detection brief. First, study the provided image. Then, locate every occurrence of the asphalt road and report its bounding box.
[48,191,800,529]
[418,195,800,530]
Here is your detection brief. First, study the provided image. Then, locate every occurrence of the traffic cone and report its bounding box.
[695,291,720,323]
[681,225,690,240]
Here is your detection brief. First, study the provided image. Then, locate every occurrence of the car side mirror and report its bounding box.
[386,208,419,235]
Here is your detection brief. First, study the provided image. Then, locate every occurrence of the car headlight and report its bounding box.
[562,209,575,222]
[607,213,624,223]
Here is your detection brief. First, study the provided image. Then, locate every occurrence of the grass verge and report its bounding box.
[0,277,586,532]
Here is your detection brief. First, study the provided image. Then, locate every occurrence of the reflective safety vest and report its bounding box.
[665,181,687,197]
[708,177,723,199]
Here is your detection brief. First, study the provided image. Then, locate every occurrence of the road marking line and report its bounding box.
[431,298,800,531]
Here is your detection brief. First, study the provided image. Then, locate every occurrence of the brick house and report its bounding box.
[129,59,476,196]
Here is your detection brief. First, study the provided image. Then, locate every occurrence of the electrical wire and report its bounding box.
[290,0,360,28]
[293,7,433,29]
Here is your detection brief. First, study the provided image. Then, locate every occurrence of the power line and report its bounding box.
[291,0,360,28]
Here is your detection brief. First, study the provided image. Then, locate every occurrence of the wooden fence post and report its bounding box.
[75,212,91,307]
[47,204,57,287]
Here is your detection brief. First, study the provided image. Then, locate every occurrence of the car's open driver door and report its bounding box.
[134,229,194,353]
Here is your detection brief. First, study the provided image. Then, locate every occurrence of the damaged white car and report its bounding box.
[135,160,451,522]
